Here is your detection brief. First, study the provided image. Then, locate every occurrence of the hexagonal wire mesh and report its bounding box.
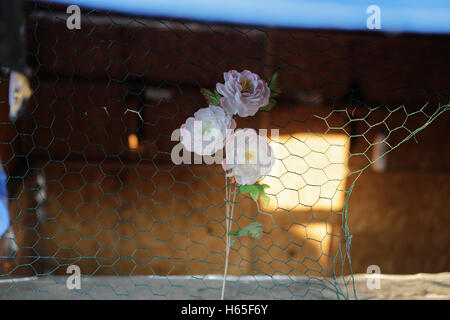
[0,3,449,300]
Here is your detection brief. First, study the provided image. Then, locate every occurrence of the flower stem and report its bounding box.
[221,178,237,300]
[221,176,229,300]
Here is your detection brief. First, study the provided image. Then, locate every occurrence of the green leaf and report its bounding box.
[259,98,277,112]
[239,183,270,206]
[268,73,281,98]
[200,88,222,106]
[260,193,270,207]
[228,222,264,246]
[260,73,281,112]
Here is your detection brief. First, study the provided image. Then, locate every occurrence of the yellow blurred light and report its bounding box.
[128,133,139,150]
[290,222,332,260]
[260,133,349,211]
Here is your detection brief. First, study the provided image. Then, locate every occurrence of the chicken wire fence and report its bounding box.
[0,2,449,300]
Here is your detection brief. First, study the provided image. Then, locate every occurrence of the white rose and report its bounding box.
[216,70,270,117]
[222,129,275,185]
[180,105,235,156]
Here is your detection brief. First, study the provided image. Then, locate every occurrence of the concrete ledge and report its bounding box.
[1,273,449,300]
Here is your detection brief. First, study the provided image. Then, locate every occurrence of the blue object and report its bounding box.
[43,0,450,34]
[0,168,9,237]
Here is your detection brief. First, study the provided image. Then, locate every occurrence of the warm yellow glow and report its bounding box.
[128,133,139,150]
[290,222,332,261]
[260,133,349,211]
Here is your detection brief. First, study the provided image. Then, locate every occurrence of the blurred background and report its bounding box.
[0,0,449,299]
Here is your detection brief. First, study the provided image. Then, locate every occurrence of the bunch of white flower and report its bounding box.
[179,69,277,185]
[177,69,281,300]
